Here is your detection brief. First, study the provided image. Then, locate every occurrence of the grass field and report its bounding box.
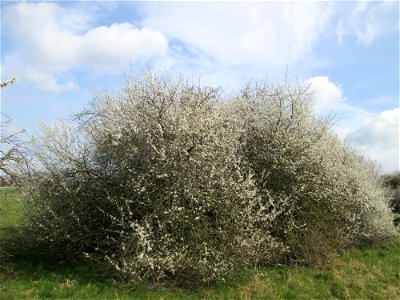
[1,187,399,299]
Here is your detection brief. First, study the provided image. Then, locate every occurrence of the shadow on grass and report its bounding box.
[0,225,242,299]
[0,225,113,289]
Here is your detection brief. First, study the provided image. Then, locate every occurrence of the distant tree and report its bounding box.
[0,77,30,181]
[0,114,28,178]
[382,172,400,213]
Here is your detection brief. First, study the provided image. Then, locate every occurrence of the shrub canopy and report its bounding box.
[22,71,397,283]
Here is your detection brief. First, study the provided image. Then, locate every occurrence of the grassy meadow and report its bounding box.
[1,187,399,299]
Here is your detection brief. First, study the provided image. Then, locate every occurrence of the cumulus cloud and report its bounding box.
[348,108,399,148]
[2,2,168,91]
[347,108,399,172]
[23,68,78,93]
[306,76,346,111]
[306,75,399,172]
[305,76,372,138]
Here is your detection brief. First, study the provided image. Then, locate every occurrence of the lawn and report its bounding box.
[1,187,399,299]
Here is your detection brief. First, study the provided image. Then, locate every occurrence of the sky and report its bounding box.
[1,1,399,173]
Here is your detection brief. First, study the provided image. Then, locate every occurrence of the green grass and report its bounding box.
[1,187,399,299]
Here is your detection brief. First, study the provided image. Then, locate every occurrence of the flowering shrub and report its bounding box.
[231,81,397,264]
[22,71,397,283]
[24,72,283,283]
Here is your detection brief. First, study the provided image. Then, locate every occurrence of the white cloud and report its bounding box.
[306,75,399,172]
[140,2,333,67]
[1,52,77,92]
[348,108,399,148]
[306,76,346,111]
[2,2,168,90]
[23,68,78,93]
[77,24,167,72]
[336,1,398,45]
[348,108,399,173]
[305,76,373,137]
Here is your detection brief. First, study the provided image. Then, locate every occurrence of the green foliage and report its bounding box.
[382,172,400,189]
[19,71,397,284]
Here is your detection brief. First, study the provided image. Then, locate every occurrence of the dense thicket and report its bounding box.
[22,71,397,283]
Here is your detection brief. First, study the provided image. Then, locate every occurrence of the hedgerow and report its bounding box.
[21,71,397,283]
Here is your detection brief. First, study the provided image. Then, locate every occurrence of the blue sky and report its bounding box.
[1,1,399,172]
